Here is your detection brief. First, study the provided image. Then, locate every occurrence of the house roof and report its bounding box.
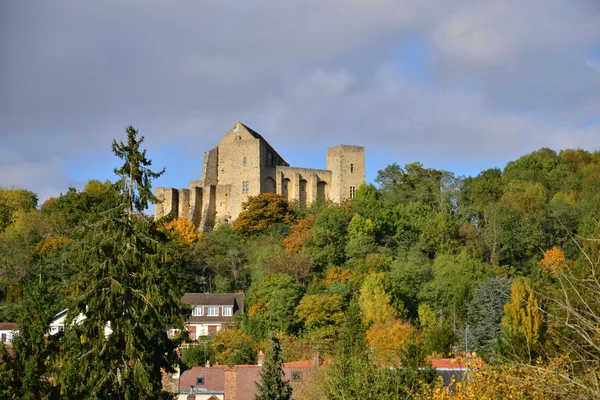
[182,293,244,309]
[430,358,467,370]
[0,323,19,330]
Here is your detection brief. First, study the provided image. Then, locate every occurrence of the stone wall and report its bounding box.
[154,121,365,231]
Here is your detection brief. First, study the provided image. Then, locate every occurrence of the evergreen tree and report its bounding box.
[255,335,292,400]
[59,126,187,398]
[10,280,59,399]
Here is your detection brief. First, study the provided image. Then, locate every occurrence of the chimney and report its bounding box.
[313,351,321,368]
[257,350,265,366]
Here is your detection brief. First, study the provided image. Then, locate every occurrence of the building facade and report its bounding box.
[154,122,365,230]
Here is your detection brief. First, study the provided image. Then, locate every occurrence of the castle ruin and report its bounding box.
[154,121,365,230]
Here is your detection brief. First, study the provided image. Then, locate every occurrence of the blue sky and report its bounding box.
[1,0,600,203]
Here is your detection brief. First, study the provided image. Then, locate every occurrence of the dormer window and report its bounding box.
[207,306,219,316]
[223,306,233,316]
[350,163,354,173]
[192,306,203,316]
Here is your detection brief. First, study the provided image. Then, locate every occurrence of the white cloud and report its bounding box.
[1,0,599,198]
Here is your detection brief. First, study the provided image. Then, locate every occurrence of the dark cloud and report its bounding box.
[1,0,599,201]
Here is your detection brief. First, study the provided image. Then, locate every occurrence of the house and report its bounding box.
[0,322,19,344]
[155,121,365,231]
[164,352,323,400]
[182,293,244,339]
[48,308,112,336]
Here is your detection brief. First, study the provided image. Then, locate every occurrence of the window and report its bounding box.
[192,306,202,316]
[292,371,303,382]
[222,306,233,316]
[350,186,356,199]
[243,156,247,166]
[267,152,273,166]
[242,181,249,194]
[196,377,205,385]
[350,163,354,173]
[207,306,219,316]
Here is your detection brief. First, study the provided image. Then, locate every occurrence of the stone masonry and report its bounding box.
[155,121,365,231]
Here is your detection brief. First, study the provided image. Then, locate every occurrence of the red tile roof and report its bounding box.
[0,323,19,330]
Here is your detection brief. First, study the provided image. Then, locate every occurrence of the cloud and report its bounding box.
[1,0,599,200]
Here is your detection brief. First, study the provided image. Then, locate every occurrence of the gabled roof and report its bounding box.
[0,323,19,330]
[182,293,244,309]
[238,122,289,167]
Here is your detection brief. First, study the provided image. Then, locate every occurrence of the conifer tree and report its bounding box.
[10,280,58,399]
[255,335,292,400]
[59,126,187,398]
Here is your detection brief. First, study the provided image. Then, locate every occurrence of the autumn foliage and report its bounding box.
[233,193,295,238]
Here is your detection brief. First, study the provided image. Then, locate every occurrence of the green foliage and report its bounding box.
[420,251,493,319]
[58,126,186,398]
[468,276,512,355]
[10,280,59,399]
[245,274,303,339]
[255,335,292,400]
[0,188,37,233]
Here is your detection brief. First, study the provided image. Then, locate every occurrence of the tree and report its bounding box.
[233,193,295,238]
[0,188,38,233]
[468,276,512,356]
[59,126,187,398]
[211,328,258,366]
[359,272,399,325]
[10,280,59,399]
[502,277,544,361]
[255,335,293,400]
[245,274,303,339]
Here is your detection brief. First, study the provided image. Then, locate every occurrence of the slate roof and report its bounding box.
[182,293,244,309]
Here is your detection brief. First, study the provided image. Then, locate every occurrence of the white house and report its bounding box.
[0,322,19,344]
[181,293,244,340]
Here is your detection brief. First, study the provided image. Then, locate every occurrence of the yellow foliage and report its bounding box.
[34,236,69,257]
[430,356,597,399]
[365,319,415,366]
[323,267,354,287]
[164,218,201,247]
[248,301,267,317]
[359,272,398,325]
[539,247,566,274]
[502,278,544,347]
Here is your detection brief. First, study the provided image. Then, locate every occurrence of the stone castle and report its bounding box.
[154,121,365,230]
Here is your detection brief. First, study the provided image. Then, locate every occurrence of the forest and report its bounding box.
[2,134,600,398]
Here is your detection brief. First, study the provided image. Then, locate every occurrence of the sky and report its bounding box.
[1,0,600,204]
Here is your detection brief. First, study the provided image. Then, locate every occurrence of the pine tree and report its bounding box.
[255,335,292,400]
[59,126,187,398]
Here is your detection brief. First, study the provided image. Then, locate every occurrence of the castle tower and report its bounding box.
[326,145,365,203]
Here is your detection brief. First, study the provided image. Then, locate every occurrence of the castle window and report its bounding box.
[350,163,354,173]
[243,156,247,166]
[242,181,249,194]
[267,152,273,166]
[350,186,356,199]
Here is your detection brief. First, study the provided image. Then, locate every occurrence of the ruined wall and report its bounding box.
[154,187,179,219]
[274,166,332,205]
[154,121,364,231]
